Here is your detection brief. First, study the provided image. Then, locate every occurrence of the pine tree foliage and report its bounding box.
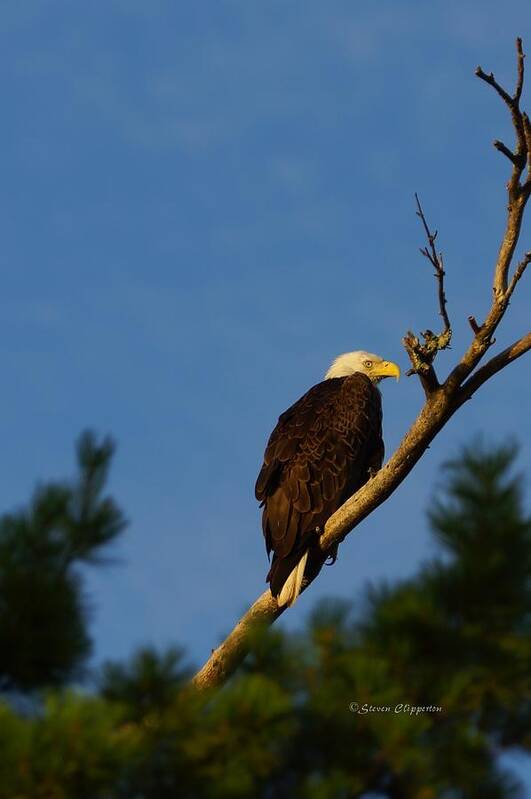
[99,646,191,721]
[0,431,126,691]
[0,440,529,797]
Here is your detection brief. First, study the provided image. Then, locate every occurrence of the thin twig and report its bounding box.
[506,251,531,300]
[468,316,481,335]
[493,139,523,167]
[403,195,452,397]
[475,66,513,106]
[476,39,529,198]
[523,112,531,177]
[415,194,451,333]
[516,37,525,103]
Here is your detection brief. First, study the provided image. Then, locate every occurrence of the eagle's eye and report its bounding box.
[363,359,373,368]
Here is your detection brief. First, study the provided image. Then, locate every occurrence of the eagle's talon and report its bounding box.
[325,542,339,565]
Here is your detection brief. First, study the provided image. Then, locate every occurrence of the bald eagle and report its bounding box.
[255,351,400,607]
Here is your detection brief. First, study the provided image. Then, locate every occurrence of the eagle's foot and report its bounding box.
[325,542,339,565]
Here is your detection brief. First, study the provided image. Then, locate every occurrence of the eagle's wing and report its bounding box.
[255,378,341,503]
[255,374,383,566]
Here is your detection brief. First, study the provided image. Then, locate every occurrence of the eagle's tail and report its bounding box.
[275,550,309,607]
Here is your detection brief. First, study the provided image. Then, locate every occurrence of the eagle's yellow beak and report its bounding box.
[372,360,400,381]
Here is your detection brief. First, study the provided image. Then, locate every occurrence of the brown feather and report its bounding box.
[256,374,384,598]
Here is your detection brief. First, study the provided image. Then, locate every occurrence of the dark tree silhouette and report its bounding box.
[0,431,126,692]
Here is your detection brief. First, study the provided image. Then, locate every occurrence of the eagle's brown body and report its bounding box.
[255,372,384,600]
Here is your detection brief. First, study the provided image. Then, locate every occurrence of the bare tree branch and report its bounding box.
[468,316,481,335]
[415,193,451,334]
[474,66,513,106]
[402,196,452,398]
[476,38,530,200]
[402,329,440,397]
[454,333,531,409]
[507,251,531,299]
[190,38,531,694]
[523,112,531,174]
[494,138,521,166]
[516,37,525,103]
[192,591,283,691]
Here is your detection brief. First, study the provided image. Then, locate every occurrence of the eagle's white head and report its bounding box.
[325,351,400,383]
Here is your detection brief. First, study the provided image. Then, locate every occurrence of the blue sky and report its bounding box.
[1,0,530,786]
